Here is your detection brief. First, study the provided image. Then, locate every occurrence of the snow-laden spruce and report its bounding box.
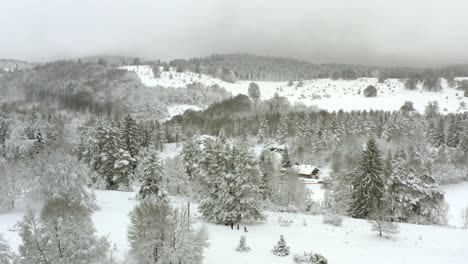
[272,235,290,256]
[196,140,265,224]
[348,138,385,219]
[136,150,166,201]
[235,235,251,252]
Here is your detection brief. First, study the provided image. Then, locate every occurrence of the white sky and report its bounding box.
[1,0,467,66]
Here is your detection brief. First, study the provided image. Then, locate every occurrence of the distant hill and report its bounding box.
[0,59,30,71]
[166,53,468,82]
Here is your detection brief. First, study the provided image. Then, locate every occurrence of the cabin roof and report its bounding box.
[293,164,318,175]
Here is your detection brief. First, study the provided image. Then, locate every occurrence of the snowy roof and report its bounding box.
[293,164,318,175]
[264,143,287,150]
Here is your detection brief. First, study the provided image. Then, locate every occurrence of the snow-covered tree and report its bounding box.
[348,138,384,219]
[363,85,377,97]
[272,235,290,256]
[119,114,140,159]
[218,127,227,144]
[0,117,9,149]
[257,118,268,143]
[164,156,191,196]
[0,233,13,264]
[446,115,460,148]
[113,149,136,190]
[248,82,261,105]
[182,137,200,180]
[461,206,468,229]
[137,151,165,200]
[154,124,166,152]
[281,147,291,168]
[293,251,328,264]
[276,115,289,144]
[0,158,26,210]
[258,149,275,200]
[197,141,264,224]
[368,202,399,237]
[459,120,468,154]
[88,122,121,189]
[128,199,209,264]
[273,171,310,211]
[30,152,96,210]
[17,198,110,264]
[235,235,251,252]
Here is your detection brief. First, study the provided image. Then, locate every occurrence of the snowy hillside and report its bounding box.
[123,65,468,114]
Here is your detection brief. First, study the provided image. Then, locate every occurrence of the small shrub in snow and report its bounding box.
[306,201,322,215]
[277,217,293,227]
[293,252,328,264]
[272,235,290,256]
[364,85,377,97]
[369,210,399,237]
[235,235,251,252]
[323,213,343,227]
[0,234,13,264]
[461,206,468,228]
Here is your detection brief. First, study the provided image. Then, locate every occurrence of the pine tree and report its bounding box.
[257,118,268,143]
[235,235,251,252]
[119,114,140,159]
[197,142,264,224]
[0,117,9,149]
[384,151,418,221]
[276,115,289,144]
[139,123,155,150]
[430,117,446,147]
[258,149,275,200]
[218,127,227,144]
[154,123,166,152]
[458,120,468,154]
[272,235,290,256]
[182,137,199,180]
[113,149,135,190]
[93,122,121,189]
[137,151,165,200]
[446,115,460,148]
[281,147,291,168]
[348,138,384,219]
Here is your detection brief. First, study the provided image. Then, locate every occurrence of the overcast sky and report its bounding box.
[1,0,468,66]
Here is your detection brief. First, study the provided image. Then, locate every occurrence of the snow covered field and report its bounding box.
[123,65,468,114]
[1,183,467,263]
[442,182,468,227]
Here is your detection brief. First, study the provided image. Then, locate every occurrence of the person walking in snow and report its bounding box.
[244,226,248,233]
[230,222,234,230]
[237,224,240,230]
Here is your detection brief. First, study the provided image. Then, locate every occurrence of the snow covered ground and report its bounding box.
[1,183,467,263]
[122,65,468,114]
[442,182,468,227]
